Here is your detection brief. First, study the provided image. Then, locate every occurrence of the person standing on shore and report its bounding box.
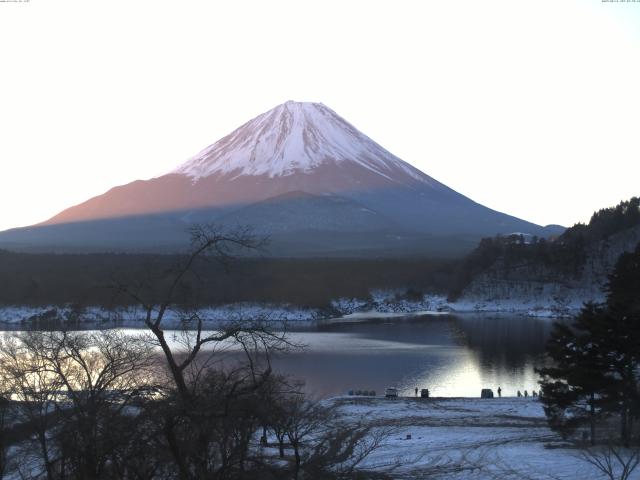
[497,386,502,398]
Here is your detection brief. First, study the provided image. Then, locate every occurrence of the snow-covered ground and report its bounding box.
[325,396,639,479]
[326,289,582,320]
[0,303,320,326]
[0,289,583,326]
[331,288,588,319]
[447,296,581,318]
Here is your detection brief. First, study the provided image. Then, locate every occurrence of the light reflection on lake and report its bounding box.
[266,314,559,398]
[0,313,562,398]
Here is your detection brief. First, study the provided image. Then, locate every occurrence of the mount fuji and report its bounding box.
[0,101,562,256]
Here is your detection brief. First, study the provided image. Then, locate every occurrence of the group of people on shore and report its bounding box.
[497,386,538,398]
[410,386,540,398]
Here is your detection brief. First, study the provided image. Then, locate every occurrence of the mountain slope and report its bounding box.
[43,101,437,226]
[1,101,559,256]
[217,191,400,233]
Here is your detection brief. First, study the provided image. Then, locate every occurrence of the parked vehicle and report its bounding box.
[385,388,398,398]
[481,388,494,399]
[420,388,430,398]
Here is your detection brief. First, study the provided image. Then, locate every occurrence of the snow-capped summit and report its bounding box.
[0,101,562,256]
[173,101,426,184]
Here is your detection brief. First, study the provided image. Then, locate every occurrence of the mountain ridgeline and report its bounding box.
[0,101,560,257]
[450,197,640,311]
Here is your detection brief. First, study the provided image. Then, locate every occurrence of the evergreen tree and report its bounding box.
[601,243,640,445]
[606,242,640,318]
[537,304,611,444]
[538,242,640,445]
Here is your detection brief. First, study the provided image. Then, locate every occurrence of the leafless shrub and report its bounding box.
[580,443,640,480]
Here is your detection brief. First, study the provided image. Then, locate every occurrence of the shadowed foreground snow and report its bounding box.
[323,396,639,479]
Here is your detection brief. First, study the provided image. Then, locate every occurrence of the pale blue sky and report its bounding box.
[0,0,638,231]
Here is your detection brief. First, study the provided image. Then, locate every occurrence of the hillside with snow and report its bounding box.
[451,199,640,315]
[0,101,560,256]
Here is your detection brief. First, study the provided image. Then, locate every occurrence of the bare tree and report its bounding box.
[266,392,397,480]
[0,330,155,479]
[0,333,65,480]
[264,397,291,458]
[111,225,309,479]
[281,394,325,478]
[113,224,275,401]
[0,391,9,479]
[304,420,395,479]
[580,444,640,480]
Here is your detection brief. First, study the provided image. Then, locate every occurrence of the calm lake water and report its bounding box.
[269,313,557,398]
[1,312,560,398]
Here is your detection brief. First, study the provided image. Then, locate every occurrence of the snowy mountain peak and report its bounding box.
[173,101,427,182]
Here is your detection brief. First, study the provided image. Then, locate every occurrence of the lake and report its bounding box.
[268,313,557,398]
[1,312,560,398]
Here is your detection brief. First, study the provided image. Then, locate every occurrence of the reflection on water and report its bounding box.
[269,314,560,398]
[0,313,563,398]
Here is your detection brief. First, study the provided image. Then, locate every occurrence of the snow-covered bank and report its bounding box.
[447,296,582,318]
[332,289,582,318]
[324,396,637,479]
[330,290,449,315]
[0,289,582,326]
[0,303,321,327]
[0,290,449,326]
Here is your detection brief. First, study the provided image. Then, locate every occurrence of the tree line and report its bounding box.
[0,250,455,310]
[449,197,640,300]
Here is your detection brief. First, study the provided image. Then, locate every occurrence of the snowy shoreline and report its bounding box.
[321,396,615,479]
[0,290,584,327]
